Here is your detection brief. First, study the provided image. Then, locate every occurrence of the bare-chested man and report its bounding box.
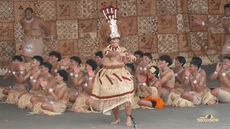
[170,56,188,94]
[3,56,28,104]
[72,59,97,112]
[181,58,208,105]
[210,55,230,103]
[39,70,69,113]
[17,56,43,109]
[94,51,103,71]
[195,4,230,57]
[134,50,144,68]
[157,55,175,102]
[48,51,62,75]
[137,65,164,109]
[68,56,86,103]
[30,62,56,106]
[136,53,152,76]
[20,7,49,62]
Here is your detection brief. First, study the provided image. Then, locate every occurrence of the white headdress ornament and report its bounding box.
[100,6,120,39]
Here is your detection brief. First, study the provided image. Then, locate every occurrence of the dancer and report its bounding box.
[91,6,136,126]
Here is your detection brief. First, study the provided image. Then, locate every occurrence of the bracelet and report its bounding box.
[201,21,205,26]
[193,80,197,84]
[139,83,147,86]
[70,73,74,76]
[49,88,53,92]
[175,73,178,77]
[32,79,37,83]
[83,83,88,87]
[54,69,58,73]
[8,70,11,73]
[74,74,79,78]
[222,73,226,77]
[12,71,16,75]
[61,66,64,69]
[88,76,93,80]
[185,76,189,80]
[214,71,218,75]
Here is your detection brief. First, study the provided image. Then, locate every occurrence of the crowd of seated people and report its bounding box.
[0,50,229,115]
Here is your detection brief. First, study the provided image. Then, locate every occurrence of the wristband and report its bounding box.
[193,80,197,84]
[201,21,205,26]
[222,73,226,77]
[89,76,93,80]
[49,88,53,92]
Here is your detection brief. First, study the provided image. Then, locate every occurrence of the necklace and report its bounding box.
[223,16,230,20]
[24,17,34,23]
[149,78,158,86]
[160,68,169,76]
[57,83,66,88]
[108,45,120,51]
[175,67,184,77]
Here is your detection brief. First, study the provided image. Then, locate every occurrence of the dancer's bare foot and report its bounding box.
[110,119,120,125]
[126,116,132,127]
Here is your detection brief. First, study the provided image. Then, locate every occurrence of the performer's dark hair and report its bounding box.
[223,55,230,60]
[12,55,23,62]
[159,55,172,66]
[107,37,120,43]
[25,7,33,13]
[49,51,62,61]
[224,3,230,8]
[86,59,98,71]
[33,56,43,65]
[41,62,52,73]
[151,65,159,78]
[144,53,152,60]
[190,60,202,68]
[191,56,202,65]
[125,63,135,75]
[134,50,144,58]
[176,56,186,67]
[95,51,103,58]
[57,70,68,81]
[70,56,82,65]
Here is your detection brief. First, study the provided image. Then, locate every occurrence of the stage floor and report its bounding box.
[0,65,230,129]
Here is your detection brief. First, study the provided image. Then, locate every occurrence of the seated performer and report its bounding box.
[48,51,62,75]
[210,55,230,103]
[134,50,144,68]
[181,59,209,105]
[17,56,43,109]
[94,51,103,70]
[137,65,165,109]
[157,55,175,102]
[40,70,69,113]
[3,56,28,104]
[171,56,188,94]
[90,6,136,127]
[68,56,86,103]
[72,59,97,112]
[136,53,152,75]
[30,62,56,106]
